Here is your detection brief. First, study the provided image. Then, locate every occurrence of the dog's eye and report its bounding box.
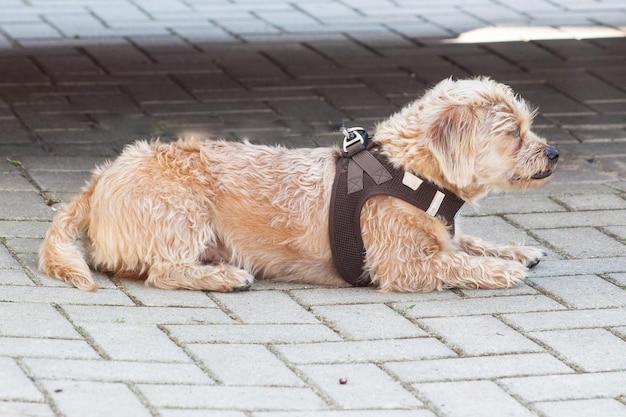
[510,128,521,139]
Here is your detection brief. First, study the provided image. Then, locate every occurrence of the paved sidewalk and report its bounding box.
[1,0,625,416]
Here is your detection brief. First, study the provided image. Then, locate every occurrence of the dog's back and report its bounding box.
[39,138,345,291]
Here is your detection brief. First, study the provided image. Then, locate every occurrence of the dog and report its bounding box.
[39,77,558,293]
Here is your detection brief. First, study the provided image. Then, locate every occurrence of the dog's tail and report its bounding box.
[38,190,99,291]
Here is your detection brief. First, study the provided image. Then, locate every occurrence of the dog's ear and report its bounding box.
[428,104,477,188]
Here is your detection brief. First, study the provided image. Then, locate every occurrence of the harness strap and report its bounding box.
[348,150,393,193]
[329,140,465,287]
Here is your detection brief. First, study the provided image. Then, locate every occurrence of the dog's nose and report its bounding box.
[546,146,559,163]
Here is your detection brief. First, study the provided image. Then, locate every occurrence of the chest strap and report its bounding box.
[328,129,465,287]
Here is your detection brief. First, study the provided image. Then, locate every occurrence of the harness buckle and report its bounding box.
[342,127,368,155]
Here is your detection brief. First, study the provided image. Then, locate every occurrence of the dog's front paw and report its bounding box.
[515,246,547,269]
[232,276,256,292]
[486,259,528,289]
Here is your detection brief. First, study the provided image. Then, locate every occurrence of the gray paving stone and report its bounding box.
[24,357,212,384]
[268,98,344,124]
[548,72,626,102]
[0,285,135,305]
[28,170,91,193]
[530,257,626,277]
[449,52,525,77]
[541,158,620,184]
[562,141,626,159]
[0,357,44,401]
[530,275,626,308]
[42,380,152,417]
[0,191,54,221]
[119,279,220,307]
[63,304,231,325]
[384,353,573,383]
[458,215,541,246]
[80,322,191,362]
[0,337,98,359]
[528,329,626,372]
[0,268,34,285]
[274,338,455,364]
[462,194,565,216]
[0,302,79,338]
[290,287,460,306]
[316,86,391,109]
[538,165,612,189]
[123,79,193,104]
[419,315,543,355]
[610,272,626,286]
[606,226,626,243]
[212,290,319,324]
[546,113,626,130]
[0,171,33,191]
[600,156,626,178]
[507,210,626,229]
[46,14,115,39]
[143,100,269,116]
[614,326,626,340]
[4,237,42,254]
[166,323,342,344]
[502,307,626,332]
[0,401,54,417]
[254,411,436,417]
[186,343,304,386]
[298,363,422,409]
[1,22,62,40]
[14,110,94,132]
[312,304,427,340]
[415,380,535,417]
[137,384,328,411]
[533,399,626,417]
[161,411,246,417]
[33,54,103,76]
[460,282,539,298]
[568,127,626,142]
[532,227,626,258]
[500,372,626,402]
[396,295,566,319]
[0,244,21,269]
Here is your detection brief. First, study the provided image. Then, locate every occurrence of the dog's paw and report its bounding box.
[232,276,256,292]
[456,258,528,290]
[486,259,528,289]
[514,246,547,269]
[220,266,256,292]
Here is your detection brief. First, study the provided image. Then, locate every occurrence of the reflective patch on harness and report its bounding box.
[426,190,445,216]
[402,171,423,191]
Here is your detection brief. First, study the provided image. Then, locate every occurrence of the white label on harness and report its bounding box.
[402,171,423,191]
[426,191,445,216]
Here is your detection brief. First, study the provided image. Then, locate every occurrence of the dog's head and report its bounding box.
[377,77,559,201]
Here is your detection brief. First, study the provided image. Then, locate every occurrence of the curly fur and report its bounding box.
[39,77,558,292]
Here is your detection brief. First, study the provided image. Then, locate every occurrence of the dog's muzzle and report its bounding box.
[531,146,559,180]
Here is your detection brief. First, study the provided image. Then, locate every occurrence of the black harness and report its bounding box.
[328,127,465,286]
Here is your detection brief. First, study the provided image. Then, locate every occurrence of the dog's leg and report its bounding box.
[429,251,527,290]
[146,262,255,292]
[362,198,528,292]
[375,250,527,292]
[456,235,546,268]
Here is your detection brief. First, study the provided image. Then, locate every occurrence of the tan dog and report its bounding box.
[39,77,558,293]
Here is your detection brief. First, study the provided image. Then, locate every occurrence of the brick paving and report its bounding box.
[0,0,625,416]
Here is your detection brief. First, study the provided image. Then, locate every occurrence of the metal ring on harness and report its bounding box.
[342,127,368,155]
